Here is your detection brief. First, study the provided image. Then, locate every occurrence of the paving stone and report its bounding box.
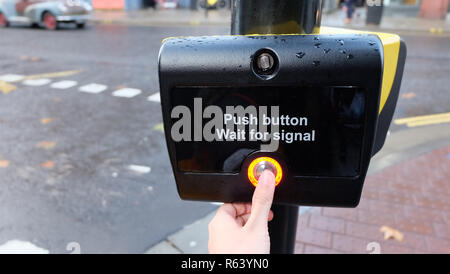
[296,227,332,248]
[308,215,346,234]
[295,146,450,254]
[425,237,450,253]
[304,245,342,254]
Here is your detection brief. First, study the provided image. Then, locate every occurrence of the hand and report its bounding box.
[208,170,276,254]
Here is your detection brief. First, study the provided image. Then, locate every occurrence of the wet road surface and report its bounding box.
[0,24,449,253]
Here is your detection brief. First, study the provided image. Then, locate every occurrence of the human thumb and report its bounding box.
[245,170,276,230]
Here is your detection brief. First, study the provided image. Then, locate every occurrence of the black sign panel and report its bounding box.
[171,86,366,177]
[158,34,385,206]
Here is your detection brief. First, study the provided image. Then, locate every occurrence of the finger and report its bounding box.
[268,210,274,222]
[239,209,274,226]
[236,214,250,227]
[216,203,238,219]
[232,203,252,217]
[245,170,276,230]
[215,203,252,221]
[240,213,251,224]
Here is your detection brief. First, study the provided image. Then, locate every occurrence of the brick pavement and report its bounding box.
[295,146,450,254]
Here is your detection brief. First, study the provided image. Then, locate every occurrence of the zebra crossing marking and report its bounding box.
[112,88,142,98]
[147,92,161,103]
[23,78,52,86]
[0,74,25,83]
[79,83,107,94]
[1,72,161,103]
[51,80,78,89]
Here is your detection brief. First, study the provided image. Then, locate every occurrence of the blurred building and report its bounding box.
[418,0,449,19]
[88,0,157,10]
[384,0,449,19]
[86,0,231,10]
[86,0,448,19]
[326,0,448,19]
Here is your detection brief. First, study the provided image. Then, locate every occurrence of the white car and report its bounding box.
[0,0,92,30]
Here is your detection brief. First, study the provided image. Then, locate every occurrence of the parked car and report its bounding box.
[0,0,92,30]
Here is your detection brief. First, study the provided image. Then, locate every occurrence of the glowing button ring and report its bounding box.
[247,157,283,187]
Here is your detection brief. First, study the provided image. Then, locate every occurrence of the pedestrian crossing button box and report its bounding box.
[158,32,406,207]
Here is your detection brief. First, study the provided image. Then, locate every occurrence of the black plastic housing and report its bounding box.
[159,34,383,207]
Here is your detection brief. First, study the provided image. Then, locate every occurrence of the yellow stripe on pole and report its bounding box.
[394,112,450,127]
[24,70,82,80]
[320,27,401,114]
[207,0,218,6]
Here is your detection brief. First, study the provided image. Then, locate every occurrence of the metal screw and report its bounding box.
[257,53,274,72]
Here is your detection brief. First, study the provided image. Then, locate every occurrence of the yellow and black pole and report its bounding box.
[231,0,322,35]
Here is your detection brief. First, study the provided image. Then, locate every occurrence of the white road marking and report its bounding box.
[79,83,107,94]
[51,80,78,89]
[22,78,51,86]
[0,240,49,254]
[112,88,142,98]
[0,74,25,82]
[147,92,161,103]
[128,165,151,174]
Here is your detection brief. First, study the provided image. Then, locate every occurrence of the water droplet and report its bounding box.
[281,39,286,42]
[347,54,354,59]
[314,36,320,41]
[314,42,322,48]
[296,52,306,58]
[374,48,379,52]
[323,48,331,54]
[337,39,344,46]
[369,41,376,46]
[313,61,320,67]
[339,49,347,54]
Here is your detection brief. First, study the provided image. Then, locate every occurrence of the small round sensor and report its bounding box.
[252,49,279,79]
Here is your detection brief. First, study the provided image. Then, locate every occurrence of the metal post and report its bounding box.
[230,0,324,254]
[231,0,323,35]
[268,205,299,254]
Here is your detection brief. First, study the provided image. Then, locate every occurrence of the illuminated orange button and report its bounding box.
[247,157,283,187]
